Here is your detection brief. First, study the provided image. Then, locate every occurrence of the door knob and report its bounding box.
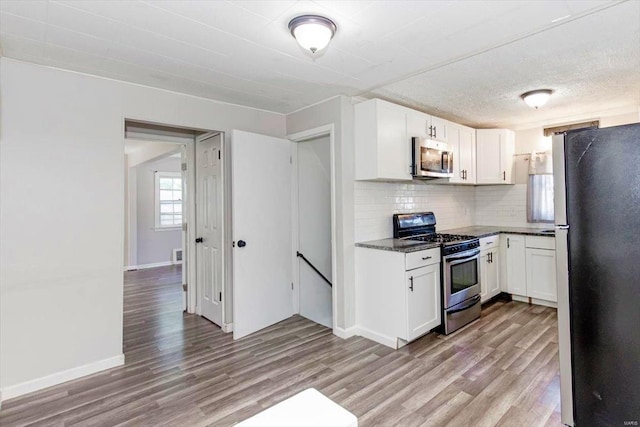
[195,237,203,243]
[237,240,247,248]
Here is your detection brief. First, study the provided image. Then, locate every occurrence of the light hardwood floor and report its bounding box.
[0,265,561,426]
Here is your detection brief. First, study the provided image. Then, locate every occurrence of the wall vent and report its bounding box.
[172,248,183,264]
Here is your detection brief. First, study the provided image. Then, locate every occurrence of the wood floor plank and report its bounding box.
[0,267,562,427]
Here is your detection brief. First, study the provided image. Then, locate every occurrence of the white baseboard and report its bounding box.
[0,354,125,402]
[512,294,557,308]
[353,326,399,349]
[124,261,174,271]
[332,325,357,340]
[222,322,233,333]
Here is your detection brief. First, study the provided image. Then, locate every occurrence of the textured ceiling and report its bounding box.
[1,0,639,128]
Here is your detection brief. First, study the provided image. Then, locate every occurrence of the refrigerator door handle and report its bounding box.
[555,225,570,230]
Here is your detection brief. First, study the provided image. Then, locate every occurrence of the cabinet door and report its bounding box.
[459,125,476,183]
[504,235,527,296]
[476,129,503,184]
[406,110,429,139]
[377,103,411,180]
[406,264,441,341]
[526,248,557,302]
[479,251,489,302]
[488,248,501,298]
[430,116,448,143]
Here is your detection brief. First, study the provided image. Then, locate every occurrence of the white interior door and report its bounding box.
[297,136,332,328]
[181,144,188,312]
[232,130,293,339]
[196,133,223,326]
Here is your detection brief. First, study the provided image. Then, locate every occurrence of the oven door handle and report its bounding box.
[447,295,481,314]
[446,249,480,262]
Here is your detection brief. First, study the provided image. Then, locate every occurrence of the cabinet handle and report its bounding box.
[434,126,437,139]
[489,252,493,263]
[422,256,432,260]
[409,276,414,292]
[464,170,467,180]
[507,238,510,248]
[503,171,506,181]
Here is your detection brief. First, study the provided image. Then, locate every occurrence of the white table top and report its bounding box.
[236,388,358,427]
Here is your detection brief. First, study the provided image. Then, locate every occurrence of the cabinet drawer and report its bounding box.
[406,247,440,270]
[479,235,499,250]
[526,236,555,250]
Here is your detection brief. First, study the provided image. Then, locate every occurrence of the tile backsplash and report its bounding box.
[355,180,546,243]
[354,181,476,242]
[474,184,545,228]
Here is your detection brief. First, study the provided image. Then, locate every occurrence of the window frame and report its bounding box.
[154,171,183,231]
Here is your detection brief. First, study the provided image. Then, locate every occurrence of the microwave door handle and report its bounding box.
[441,152,447,171]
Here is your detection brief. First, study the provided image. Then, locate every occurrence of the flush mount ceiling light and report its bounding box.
[521,89,553,109]
[288,15,337,54]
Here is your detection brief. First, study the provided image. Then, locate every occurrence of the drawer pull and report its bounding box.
[422,256,432,260]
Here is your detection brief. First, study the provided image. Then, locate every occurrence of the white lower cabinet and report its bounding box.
[502,234,527,296]
[406,264,441,341]
[501,234,557,305]
[479,235,500,303]
[526,248,557,302]
[355,246,441,349]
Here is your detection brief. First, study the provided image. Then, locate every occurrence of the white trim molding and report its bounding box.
[353,326,400,349]
[222,322,233,333]
[124,261,175,271]
[332,325,357,340]
[0,354,124,402]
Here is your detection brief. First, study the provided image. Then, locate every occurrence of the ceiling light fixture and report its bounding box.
[521,89,553,109]
[288,15,337,54]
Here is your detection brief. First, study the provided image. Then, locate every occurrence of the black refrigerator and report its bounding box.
[553,123,640,426]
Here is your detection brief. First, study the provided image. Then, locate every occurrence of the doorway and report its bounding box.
[290,125,337,332]
[295,134,333,328]
[123,120,225,330]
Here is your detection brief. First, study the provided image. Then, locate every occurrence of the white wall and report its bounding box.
[355,182,475,241]
[0,58,285,397]
[286,96,355,332]
[135,156,182,266]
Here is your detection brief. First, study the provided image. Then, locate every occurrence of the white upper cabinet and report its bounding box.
[476,129,515,184]
[406,109,449,143]
[355,99,412,181]
[429,115,449,143]
[406,110,430,139]
[449,123,476,184]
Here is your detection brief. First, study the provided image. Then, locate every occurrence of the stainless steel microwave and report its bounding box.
[412,137,453,179]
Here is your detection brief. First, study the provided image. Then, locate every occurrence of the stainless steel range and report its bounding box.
[393,212,481,334]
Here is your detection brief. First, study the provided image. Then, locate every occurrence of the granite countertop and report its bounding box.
[356,226,554,253]
[355,238,441,253]
[440,226,556,238]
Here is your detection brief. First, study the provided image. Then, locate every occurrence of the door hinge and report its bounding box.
[181,163,187,171]
[291,282,294,290]
[182,222,187,231]
[182,283,187,291]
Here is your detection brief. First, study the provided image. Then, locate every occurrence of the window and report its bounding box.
[155,171,182,229]
[527,152,554,223]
